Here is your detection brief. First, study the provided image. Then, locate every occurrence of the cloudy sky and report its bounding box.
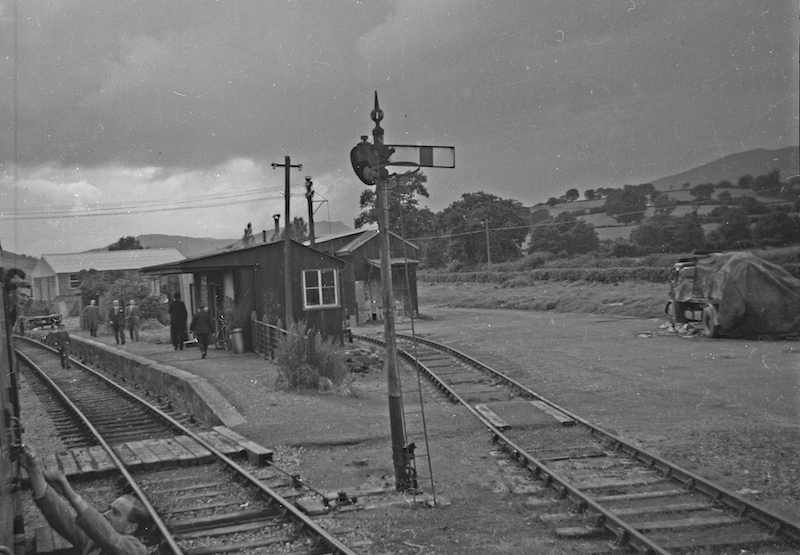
[1,0,797,256]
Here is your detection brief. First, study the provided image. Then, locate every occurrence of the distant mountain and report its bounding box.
[136,235,235,258]
[129,221,354,258]
[651,146,798,191]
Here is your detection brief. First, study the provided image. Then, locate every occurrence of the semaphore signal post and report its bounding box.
[350,92,454,490]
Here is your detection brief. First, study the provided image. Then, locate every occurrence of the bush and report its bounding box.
[275,321,349,391]
[137,319,171,344]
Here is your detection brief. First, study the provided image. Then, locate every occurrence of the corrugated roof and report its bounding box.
[34,249,185,275]
[311,229,419,256]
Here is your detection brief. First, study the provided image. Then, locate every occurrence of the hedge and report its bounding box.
[419,267,670,285]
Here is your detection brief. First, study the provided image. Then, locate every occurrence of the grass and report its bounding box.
[418,280,667,319]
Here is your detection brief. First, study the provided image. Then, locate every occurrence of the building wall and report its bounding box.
[184,241,347,346]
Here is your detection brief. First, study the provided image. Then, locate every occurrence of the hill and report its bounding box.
[135,235,234,258]
[1,249,38,276]
[122,221,354,258]
[650,146,798,191]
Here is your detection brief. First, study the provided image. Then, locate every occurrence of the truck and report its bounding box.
[666,251,800,338]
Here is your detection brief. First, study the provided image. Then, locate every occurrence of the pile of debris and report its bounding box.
[342,346,383,373]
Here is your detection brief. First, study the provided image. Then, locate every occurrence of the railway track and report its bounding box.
[16,338,362,555]
[355,332,800,554]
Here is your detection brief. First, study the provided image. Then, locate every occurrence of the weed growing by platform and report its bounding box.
[275,321,348,391]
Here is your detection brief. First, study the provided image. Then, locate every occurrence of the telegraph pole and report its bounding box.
[271,156,302,326]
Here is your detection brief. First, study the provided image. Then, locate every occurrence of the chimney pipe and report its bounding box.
[272,214,281,241]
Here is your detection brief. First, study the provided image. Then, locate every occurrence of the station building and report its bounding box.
[31,249,186,316]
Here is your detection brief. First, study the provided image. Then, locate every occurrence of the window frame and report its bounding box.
[69,274,81,289]
[302,268,340,310]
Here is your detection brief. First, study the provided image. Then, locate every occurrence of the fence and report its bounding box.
[251,315,287,360]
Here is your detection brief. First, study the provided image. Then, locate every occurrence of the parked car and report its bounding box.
[666,251,800,338]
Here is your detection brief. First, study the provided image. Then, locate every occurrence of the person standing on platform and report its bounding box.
[83,299,100,337]
[189,306,213,359]
[110,300,126,345]
[168,293,188,350]
[125,299,140,342]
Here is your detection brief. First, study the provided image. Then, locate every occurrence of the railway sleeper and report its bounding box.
[181,533,296,555]
[168,507,279,533]
[651,524,793,550]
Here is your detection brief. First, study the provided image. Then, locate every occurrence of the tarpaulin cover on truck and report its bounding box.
[691,252,800,336]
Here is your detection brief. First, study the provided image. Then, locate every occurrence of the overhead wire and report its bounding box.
[1,184,313,220]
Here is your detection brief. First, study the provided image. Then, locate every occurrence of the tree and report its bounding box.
[439,192,530,266]
[565,188,580,202]
[753,211,800,247]
[354,172,435,239]
[108,236,142,251]
[752,169,781,193]
[529,207,552,226]
[630,213,705,253]
[545,197,559,207]
[78,269,113,307]
[652,193,677,216]
[630,215,675,252]
[584,189,596,201]
[671,213,706,253]
[737,174,753,189]
[717,190,732,202]
[527,212,599,255]
[689,183,714,202]
[288,216,308,241]
[604,186,647,225]
[707,208,751,249]
[105,279,162,321]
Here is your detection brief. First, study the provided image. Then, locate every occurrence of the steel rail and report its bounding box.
[355,333,670,554]
[355,332,800,551]
[392,332,800,545]
[15,346,186,555]
[16,338,359,555]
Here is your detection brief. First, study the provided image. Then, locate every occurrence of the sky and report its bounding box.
[1,0,797,257]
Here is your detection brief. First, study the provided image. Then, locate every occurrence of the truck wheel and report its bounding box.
[702,305,721,338]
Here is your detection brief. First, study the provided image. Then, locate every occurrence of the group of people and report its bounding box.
[83,298,141,344]
[169,293,213,359]
[81,292,211,359]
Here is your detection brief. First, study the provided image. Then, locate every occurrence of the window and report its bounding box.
[303,269,339,309]
[69,274,81,288]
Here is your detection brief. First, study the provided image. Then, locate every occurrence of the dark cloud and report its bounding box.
[0,0,796,255]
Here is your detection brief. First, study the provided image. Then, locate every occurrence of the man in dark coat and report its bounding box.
[109,300,126,345]
[83,300,100,337]
[49,323,71,369]
[168,293,188,350]
[189,306,213,359]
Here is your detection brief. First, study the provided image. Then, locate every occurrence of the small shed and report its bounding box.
[142,238,347,347]
[311,229,419,325]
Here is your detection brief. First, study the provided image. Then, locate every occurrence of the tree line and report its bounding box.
[355,169,800,270]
